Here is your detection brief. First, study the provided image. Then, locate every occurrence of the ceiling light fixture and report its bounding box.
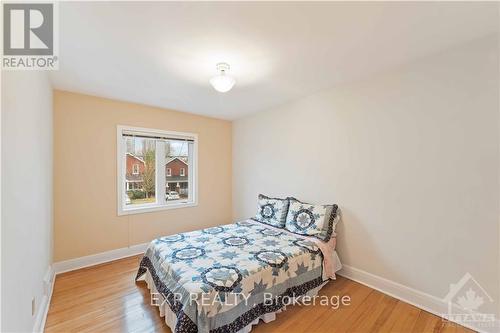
[210,63,235,93]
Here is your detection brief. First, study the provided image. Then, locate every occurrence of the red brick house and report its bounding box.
[126,153,145,190]
[166,157,188,197]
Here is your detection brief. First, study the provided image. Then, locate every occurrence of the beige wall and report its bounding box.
[54,91,232,261]
[233,36,499,315]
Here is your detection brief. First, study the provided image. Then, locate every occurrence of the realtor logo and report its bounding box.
[442,273,496,330]
[2,2,58,69]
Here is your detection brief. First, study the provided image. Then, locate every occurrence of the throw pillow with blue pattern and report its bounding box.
[285,198,339,242]
[252,194,289,228]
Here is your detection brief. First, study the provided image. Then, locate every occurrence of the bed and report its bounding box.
[135,219,341,333]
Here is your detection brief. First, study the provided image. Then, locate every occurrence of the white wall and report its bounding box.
[233,36,499,316]
[1,71,53,332]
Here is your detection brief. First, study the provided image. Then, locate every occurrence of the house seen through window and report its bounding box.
[118,126,197,214]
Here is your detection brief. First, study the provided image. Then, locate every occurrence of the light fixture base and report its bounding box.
[216,62,230,72]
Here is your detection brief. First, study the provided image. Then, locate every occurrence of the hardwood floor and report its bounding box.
[45,255,474,333]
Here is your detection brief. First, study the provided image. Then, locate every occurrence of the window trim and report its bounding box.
[180,168,185,176]
[132,163,140,175]
[117,125,198,216]
[166,168,171,177]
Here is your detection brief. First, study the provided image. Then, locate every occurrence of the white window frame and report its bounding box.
[132,163,139,175]
[117,125,198,216]
[166,168,171,177]
[180,168,185,176]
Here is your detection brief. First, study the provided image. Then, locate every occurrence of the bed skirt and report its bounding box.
[138,268,329,333]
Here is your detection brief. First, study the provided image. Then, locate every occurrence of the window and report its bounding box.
[132,163,139,175]
[118,126,197,215]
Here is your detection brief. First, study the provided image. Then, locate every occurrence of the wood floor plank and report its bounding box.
[306,282,375,332]
[378,298,429,333]
[45,255,475,333]
[349,292,398,332]
[371,294,399,332]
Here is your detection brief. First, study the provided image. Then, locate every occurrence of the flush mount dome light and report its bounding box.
[210,63,236,93]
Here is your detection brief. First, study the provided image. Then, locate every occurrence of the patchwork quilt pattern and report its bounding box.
[136,219,326,333]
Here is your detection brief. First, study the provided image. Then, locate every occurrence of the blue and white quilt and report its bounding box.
[136,219,329,333]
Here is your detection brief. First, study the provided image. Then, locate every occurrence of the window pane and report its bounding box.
[165,139,190,203]
[124,136,156,206]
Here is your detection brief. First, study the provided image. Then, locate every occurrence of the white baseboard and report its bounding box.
[338,264,499,333]
[32,266,55,333]
[53,242,149,275]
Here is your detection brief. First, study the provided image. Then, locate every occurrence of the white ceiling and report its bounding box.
[50,2,498,120]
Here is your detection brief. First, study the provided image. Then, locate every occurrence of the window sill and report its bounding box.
[118,201,197,216]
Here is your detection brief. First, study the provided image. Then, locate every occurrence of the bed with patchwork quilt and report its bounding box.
[135,218,341,333]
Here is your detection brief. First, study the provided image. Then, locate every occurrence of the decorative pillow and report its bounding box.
[285,198,339,242]
[252,194,289,228]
